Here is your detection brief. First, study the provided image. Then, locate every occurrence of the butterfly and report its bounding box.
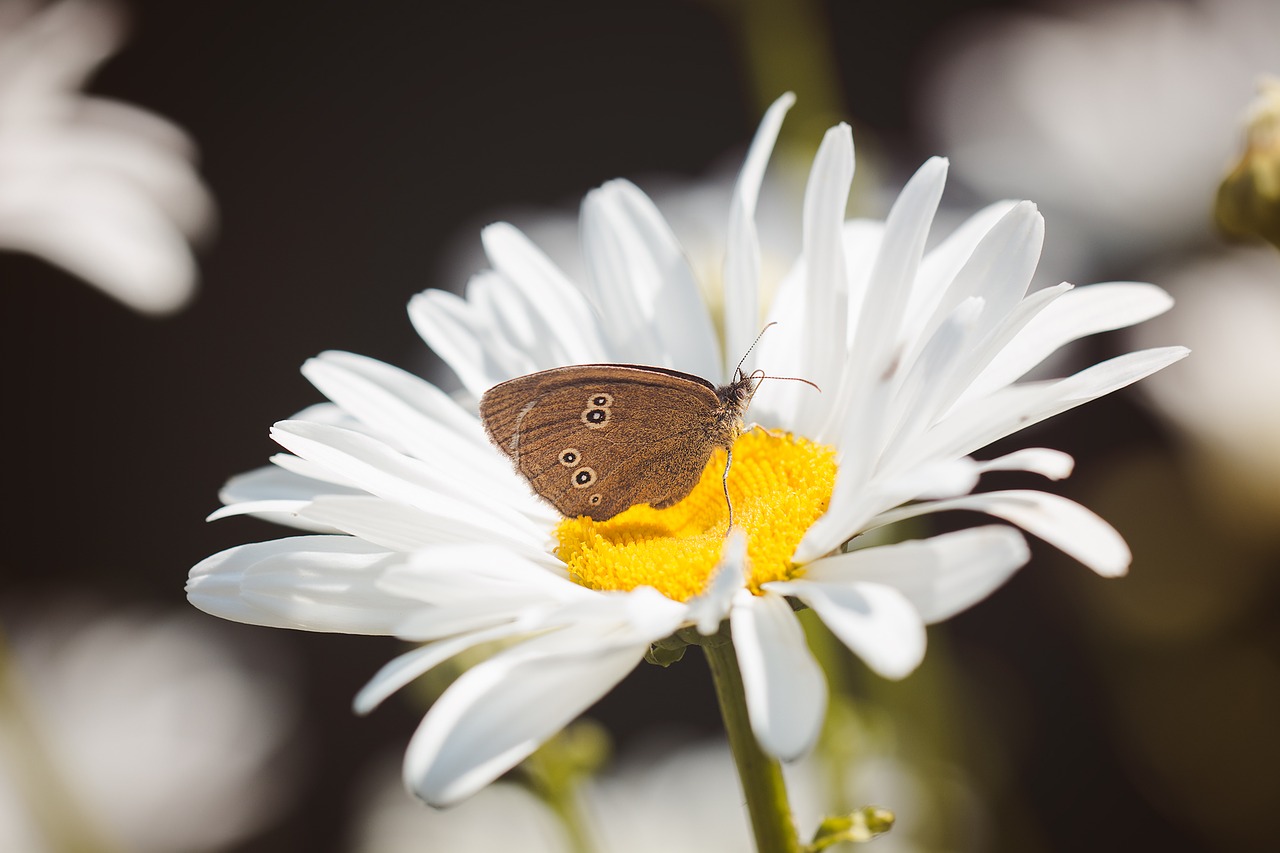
[479,363,758,522]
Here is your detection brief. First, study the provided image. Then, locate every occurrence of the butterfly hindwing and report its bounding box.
[479,365,724,519]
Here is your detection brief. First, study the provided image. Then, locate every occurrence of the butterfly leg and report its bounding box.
[722,446,734,532]
[748,422,788,440]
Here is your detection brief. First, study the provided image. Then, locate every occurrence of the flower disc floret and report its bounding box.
[555,431,836,601]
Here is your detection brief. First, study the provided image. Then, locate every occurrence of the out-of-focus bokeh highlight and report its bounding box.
[348,734,956,853]
[922,0,1279,270]
[3,0,1276,850]
[0,0,213,314]
[0,603,295,852]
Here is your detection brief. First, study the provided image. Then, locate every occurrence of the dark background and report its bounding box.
[5,1,1272,851]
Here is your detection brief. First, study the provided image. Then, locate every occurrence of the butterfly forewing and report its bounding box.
[479,365,726,520]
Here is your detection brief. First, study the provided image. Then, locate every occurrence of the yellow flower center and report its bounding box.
[554,431,836,602]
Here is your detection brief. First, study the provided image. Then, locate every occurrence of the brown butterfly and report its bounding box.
[479,364,757,522]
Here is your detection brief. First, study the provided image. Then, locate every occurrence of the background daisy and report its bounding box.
[0,0,213,314]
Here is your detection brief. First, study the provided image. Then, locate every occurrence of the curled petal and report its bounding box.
[765,579,926,679]
[800,526,1031,623]
[729,591,826,761]
[872,490,1131,577]
[404,624,649,806]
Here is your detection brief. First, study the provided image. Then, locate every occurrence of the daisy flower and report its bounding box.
[187,94,1186,822]
[0,0,214,314]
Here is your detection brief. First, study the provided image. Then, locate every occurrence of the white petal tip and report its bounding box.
[1091,559,1131,579]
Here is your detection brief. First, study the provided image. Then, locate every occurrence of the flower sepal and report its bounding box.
[805,806,896,850]
[644,622,734,667]
[1217,77,1280,249]
[644,640,688,668]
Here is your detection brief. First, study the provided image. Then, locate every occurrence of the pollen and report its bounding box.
[555,430,836,602]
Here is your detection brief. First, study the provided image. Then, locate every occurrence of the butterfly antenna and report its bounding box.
[733,322,777,380]
[760,374,821,392]
[745,370,820,408]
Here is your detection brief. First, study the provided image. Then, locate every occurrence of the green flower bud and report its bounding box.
[1217,77,1280,248]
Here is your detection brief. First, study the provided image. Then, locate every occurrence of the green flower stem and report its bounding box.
[702,632,801,853]
[519,722,610,853]
[542,792,595,853]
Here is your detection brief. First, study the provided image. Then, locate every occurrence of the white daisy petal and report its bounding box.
[380,546,583,607]
[796,123,854,439]
[977,447,1075,480]
[870,490,1130,577]
[834,158,951,485]
[304,350,493,450]
[269,421,543,540]
[800,526,1030,623]
[765,579,926,680]
[267,451,365,491]
[300,355,555,526]
[301,352,527,493]
[796,448,983,566]
[206,500,330,533]
[961,281,1177,403]
[685,526,749,635]
[480,221,610,364]
[883,296,986,450]
[910,201,1043,372]
[219,462,363,507]
[925,281,1074,423]
[404,622,652,807]
[848,157,949,394]
[408,289,510,399]
[373,548,593,644]
[186,536,417,633]
[729,591,826,761]
[908,200,1020,334]
[467,271,568,372]
[724,92,794,374]
[610,180,723,376]
[354,621,536,716]
[391,603,551,644]
[750,261,813,427]
[916,346,1190,467]
[485,272,590,371]
[580,179,719,374]
[296,495,551,559]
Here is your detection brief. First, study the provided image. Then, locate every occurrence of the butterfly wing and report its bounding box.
[479,365,725,520]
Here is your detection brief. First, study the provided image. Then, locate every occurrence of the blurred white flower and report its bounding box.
[349,738,968,853]
[0,605,293,853]
[1129,246,1280,533]
[0,0,214,314]
[350,760,568,853]
[922,0,1280,262]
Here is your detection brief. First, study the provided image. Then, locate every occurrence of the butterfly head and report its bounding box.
[720,365,820,427]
